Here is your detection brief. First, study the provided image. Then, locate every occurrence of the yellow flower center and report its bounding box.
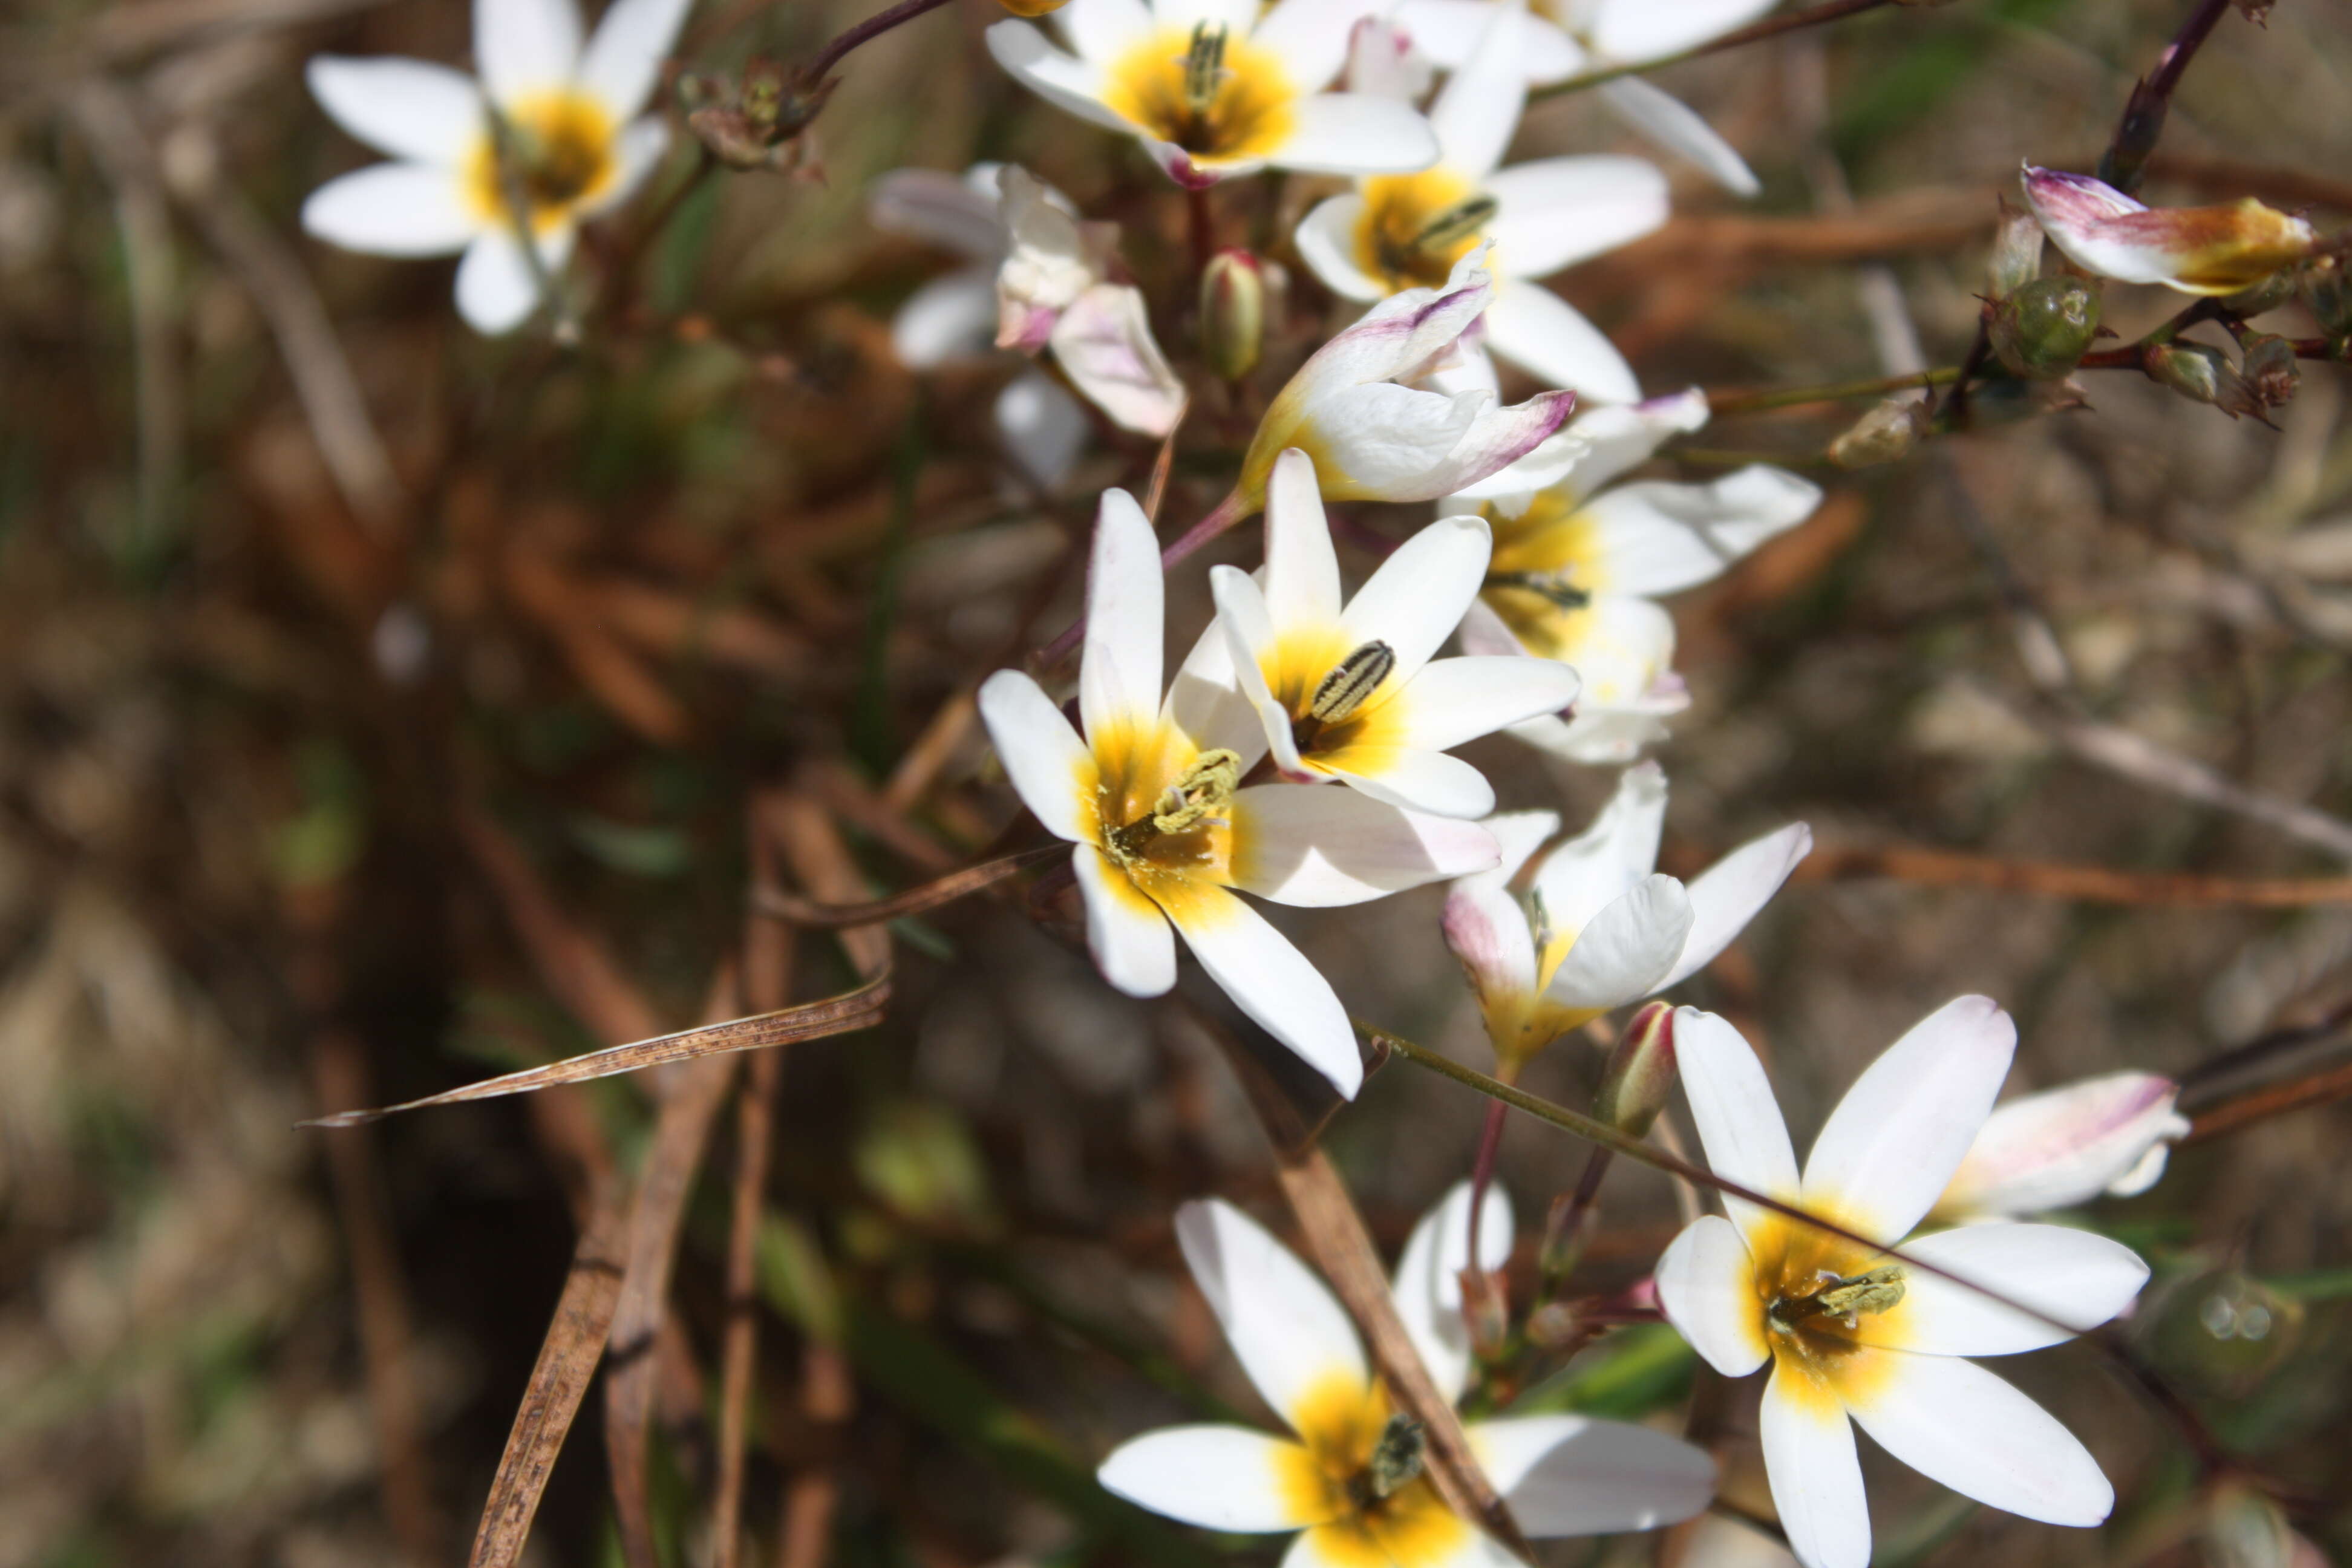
[1275,1375,1477,1568]
[465,89,619,234]
[1480,492,1605,664]
[1101,25,1298,163]
[1353,168,1495,293]
[1256,627,1415,776]
[1079,720,1235,918]
[1744,1215,1906,1416]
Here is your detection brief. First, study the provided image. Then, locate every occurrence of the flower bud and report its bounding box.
[2204,1481,2297,1568]
[2303,256,2352,340]
[1990,275,2100,380]
[1828,396,1926,469]
[2239,334,2300,411]
[1459,1262,1511,1365]
[1199,247,1267,382]
[2220,267,2299,317]
[1986,197,2044,299]
[2142,339,2234,407]
[1592,1001,1676,1137]
[2023,166,2320,296]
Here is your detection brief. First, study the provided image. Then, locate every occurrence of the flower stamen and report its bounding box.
[1344,1413,1426,1509]
[1767,1264,1906,1334]
[1485,569,1592,612]
[1181,21,1229,117]
[1107,747,1241,863]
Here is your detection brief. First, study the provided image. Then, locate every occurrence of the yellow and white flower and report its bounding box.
[1196,448,1583,819]
[978,488,1498,1098]
[1655,1000,2151,1568]
[1097,1192,1715,1563]
[986,0,1441,188]
[1933,1072,2189,1224]
[1295,2,1669,403]
[1449,388,1821,764]
[1442,762,1808,1070]
[2022,166,2321,297]
[303,0,688,333]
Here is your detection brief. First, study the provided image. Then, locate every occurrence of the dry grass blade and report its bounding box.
[751,845,1057,927]
[1792,843,2352,905]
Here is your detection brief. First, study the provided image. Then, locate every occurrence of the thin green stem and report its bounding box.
[1708,366,1957,415]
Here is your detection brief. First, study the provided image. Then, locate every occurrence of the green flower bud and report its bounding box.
[2203,1482,2296,1568]
[1592,1001,1676,1138]
[2142,339,2233,407]
[1990,276,2100,380]
[2239,333,2300,412]
[1828,396,1926,469]
[2220,267,2298,317]
[1198,247,1267,382]
[2303,255,2352,341]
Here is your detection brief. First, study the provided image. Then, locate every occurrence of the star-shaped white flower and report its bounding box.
[987,0,1441,188]
[977,488,1498,1097]
[1449,388,1821,765]
[303,0,689,333]
[1097,1192,1716,1563]
[1655,1000,2151,1568]
[1442,762,1808,1068]
[1295,2,1668,403]
[1195,448,1583,819]
[1933,1072,2189,1224]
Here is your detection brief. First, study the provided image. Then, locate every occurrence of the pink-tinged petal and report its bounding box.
[1442,810,1555,1009]
[868,168,1005,259]
[1270,93,1442,177]
[976,668,1090,841]
[1390,656,1583,754]
[1482,157,1670,279]
[1853,1222,2148,1357]
[1936,1073,2187,1220]
[1529,760,1667,933]
[1306,382,1485,499]
[1840,1349,2114,1527]
[1653,823,1811,992]
[1079,488,1165,740]
[1480,284,1638,406]
[1802,996,2016,1246]
[1230,785,1499,906]
[1543,875,1692,1014]
[477,0,583,102]
[1393,1180,1514,1403]
[1471,1414,1716,1535]
[1250,0,1377,93]
[1596,77,1759,196]
[1582,466,1824,596]
[1059,0,1155,65]
[1050,284,1186,436]
[1319,750,1496,819]
[1674,1007,1800,1244]
[578,0,690,117]
[302,163,479,257]
[1165,886,1364,1097]
[1443,415,1587,502]
[1338,514,1491,681]
[2022,166,2319,295]
[1097,1425,1323,1530]
[1409,390,1583,499]
[1074,844,1178,996]
[1176,1197,1369,1428]
[1426,1,1528,181]
[1759,1364,1871,1568]
[1264,447,1347,630]
[985,22,1131,132]
[1392,0,1587,80]
[1342,15,1431,102]
[1588,0,1778,62]
[454,225,572,334]
[2020,165,2148,224]
[1294,194,1388,302]
[306,56,483,165]
[994,372,1088,491]
[1655,1215,1769,1377]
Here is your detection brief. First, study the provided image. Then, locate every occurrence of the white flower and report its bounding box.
[977,488,1498,1097]
[1396,0,1770,194]
[987,0,1442,188]
[1296,2,1668,403]
[1449,388,1821,764]
[303,0,688,334]
[2022,166,2321,297]
[1442,762,1807,1068]
[1655,1000,2151,1568]
[1194,448,1583,819]
[1097,1192,1716,1563]
[1933,1073,2190,1224]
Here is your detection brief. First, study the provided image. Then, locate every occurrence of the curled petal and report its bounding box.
[1049,284,1186,436]
[2023,165,2319,295]
[1936,1071,2189,1220]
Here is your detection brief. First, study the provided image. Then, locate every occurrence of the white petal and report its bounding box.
[1272,93,1442,177]
[1284,1526,1516,1568]
[1426,1,1528,181]
[985,22,1132,133]
[1588,0,1778,62]
[1841,1350,2114,1527]
[1482,156,1670,279]
[995,372,1089,491]
[1390,656,1581,753]
[1210,565,1307,778]
[1250,0,1379,94]
[1529,759,1666,933]
[1480,282,1639,405]
[1079,488,1165,740]
[1543,875,1692,1013]
[1394,1179,1514,1403]
[1471,1414,1716,1535]
[1854,1223,2148,1357]
[1655,1215,1768,1377]
[1293,194,1388,303]
[1074,845,1179,996]
[1653,823,1811,991]
[1412,391,1583,497]
[1265,447,1347,630]
[1097,1425,1320,1530]
[1308,382,1483,499]
[1166,607,1270,763]
[305,56,484,165]
[1581,466,1824,597]
[1157,0,1262,51]
[578,0,689,117]
[1802,996,2016,1246]
[1440,811,1554,1011]
[1547,387,1712,501]
[586,115,667,215]
[890,267,999,367]
[1509,705,1674,766]
[1597,77,1760,197]
[1230,785,1499,906]
[1060,0,1154,64]
[1759,1363,1871,1568]
[1168,886,1364,1097]
[1176,1197,1369,1428]
[1322,751,1497,819]
[1393,0,1587,80]
[976,668,1091,841]
[1050,283,1186,436]
[477,0,584,101]
[302,163,479,256]
[454,226,570,333]
[1937,1073,2187,1221]
[1338,514,1491,680]
[868,167,1006,258]
[1674,1006,1800,1244]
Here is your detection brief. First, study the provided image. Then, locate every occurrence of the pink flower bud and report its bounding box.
[1593,1000,1676,1137]
[2022,166,2319,296]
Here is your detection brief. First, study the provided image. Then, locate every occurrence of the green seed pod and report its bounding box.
[1198,247,1267,382]
[1990,276,2101,380]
